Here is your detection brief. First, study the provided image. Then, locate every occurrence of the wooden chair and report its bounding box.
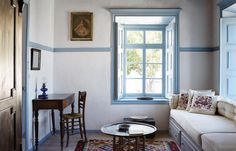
[63,91,87,147]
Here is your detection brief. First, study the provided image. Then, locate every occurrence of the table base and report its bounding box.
[113,136,145,151]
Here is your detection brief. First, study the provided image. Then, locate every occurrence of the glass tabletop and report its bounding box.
[101,122,157,137]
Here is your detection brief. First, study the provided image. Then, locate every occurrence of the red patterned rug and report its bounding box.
[75,139,180,151]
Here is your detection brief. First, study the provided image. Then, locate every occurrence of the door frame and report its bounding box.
[22,3,29,151]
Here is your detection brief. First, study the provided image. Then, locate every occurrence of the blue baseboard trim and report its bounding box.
[179,46,219,52]
[28,132,52,151]
[29,41,54,52]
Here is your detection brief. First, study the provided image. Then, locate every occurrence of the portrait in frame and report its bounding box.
[31,48,41,70]
[71,12,93,41]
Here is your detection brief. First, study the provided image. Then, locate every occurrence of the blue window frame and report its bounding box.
[110,9,180,104]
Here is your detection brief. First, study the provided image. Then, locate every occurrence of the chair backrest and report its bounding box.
[78,91,87,115]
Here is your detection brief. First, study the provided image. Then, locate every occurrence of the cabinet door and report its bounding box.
[181,133,197,151]
[169,119,181,146]
[0,0,22,150]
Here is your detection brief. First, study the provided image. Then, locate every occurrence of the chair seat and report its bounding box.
[63,113,82,119]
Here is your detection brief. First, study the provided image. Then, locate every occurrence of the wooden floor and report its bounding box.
[38,131,172,151]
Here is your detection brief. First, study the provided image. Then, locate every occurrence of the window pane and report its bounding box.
[126,79,142,93]
[127,31,144,44]
[146,79,162,93]
[127,63,142,78]
[145,31,162,44]
[127,49,143,63]
[146,64,162,78]
[146,49,162,63]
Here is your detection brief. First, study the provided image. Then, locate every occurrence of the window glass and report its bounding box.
[145,31,162,44]
[126,79,142,93]
[127,31,144,44]
[146,64,162,78]
[126,63,142,78]
[146,79,162,93]
[127,49,143,63]
[146,49,162,63]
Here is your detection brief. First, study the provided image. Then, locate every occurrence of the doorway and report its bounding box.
[220,2,236,100]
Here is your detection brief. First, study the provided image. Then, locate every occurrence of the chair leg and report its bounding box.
[82,117,87,141]
[71,119,74,134]
[66,119,70,147]
[79,118,83,140]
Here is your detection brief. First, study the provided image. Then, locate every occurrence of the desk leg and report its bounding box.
[60,109,64,150]
[34,110,39,151]
[51,109,55,134]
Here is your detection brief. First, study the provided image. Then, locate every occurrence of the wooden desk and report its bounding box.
[33,93,75,151]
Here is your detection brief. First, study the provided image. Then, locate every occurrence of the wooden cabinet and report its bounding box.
[169,119,181,146]
[181,132,197,151]
[169,118,203,151]
[0,0,23,150]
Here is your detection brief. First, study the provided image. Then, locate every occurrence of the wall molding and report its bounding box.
[29,41,220,53]
[54,47,112,52]
[29,41,54,52]
[179,46,219,52]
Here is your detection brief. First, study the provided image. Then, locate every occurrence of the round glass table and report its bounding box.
[101,122,157,151]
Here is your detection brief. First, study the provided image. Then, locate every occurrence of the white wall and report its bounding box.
[52,0,216,131]
[53,52,170,130]
[180,52,214,91]
[179,0,213,47]
[26,0,55,150]
[29,0,54,47]
[212,0,220,93]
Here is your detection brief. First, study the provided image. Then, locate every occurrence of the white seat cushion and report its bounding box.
[170,110,236,145]
[202,133,236,151]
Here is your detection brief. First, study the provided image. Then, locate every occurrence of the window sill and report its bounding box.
[112,98,169,104]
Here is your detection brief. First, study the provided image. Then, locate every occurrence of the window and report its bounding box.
[110,9,180,104]
[122,26,165,98]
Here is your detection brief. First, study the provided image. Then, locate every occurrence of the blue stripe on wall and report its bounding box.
[54,47,112,52]
[179,47,219,52]
[29,41,54,52]
[29,41,219,53]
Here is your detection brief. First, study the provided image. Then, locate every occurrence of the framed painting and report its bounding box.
[31,48,41,70]
[71,12,93,41]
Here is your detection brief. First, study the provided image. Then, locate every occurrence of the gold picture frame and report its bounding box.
[70,12,93,41]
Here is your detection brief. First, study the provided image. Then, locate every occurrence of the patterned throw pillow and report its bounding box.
[186,90,214,111]
[189,95,217,115]
[176,93,189,110]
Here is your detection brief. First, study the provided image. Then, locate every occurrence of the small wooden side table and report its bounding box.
[32,93,75,151]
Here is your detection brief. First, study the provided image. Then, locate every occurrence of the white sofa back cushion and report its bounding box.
[217,99,236,122]
[169,94,179,109]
